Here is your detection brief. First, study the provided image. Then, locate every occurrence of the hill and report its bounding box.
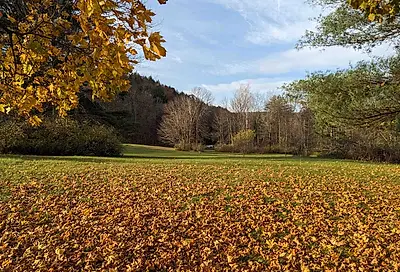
[74,73,185,145]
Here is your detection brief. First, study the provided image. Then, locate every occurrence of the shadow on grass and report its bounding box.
[0,154,125,164]
[0,153,331,164]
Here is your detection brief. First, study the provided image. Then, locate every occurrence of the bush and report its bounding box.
[264,145,283,154]
[191,143,205,152]
[0,120,26,154]
[319,140,400,163]
[174,142,205,152]
[232,130,255,154]
[0,118,122,156]
[214,144,235,153]
[78,124,123,156]
[174,142,192,151]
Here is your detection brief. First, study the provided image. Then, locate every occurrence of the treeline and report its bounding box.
[158,85,315,155]
[159,81,400,163]
[2,68,400,162]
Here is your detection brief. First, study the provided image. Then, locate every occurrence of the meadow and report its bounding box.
[1,145,399,271]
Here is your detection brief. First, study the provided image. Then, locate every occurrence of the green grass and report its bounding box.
[123,144,294,159]
[0,144,397,183]
[1,144,400,270]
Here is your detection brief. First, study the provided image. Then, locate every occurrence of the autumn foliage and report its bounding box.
[0,0,167,124]
[1,158,399,271]
[349,0,400,21]
[232,129,256,154]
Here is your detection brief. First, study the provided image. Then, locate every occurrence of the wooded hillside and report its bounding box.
[72,73,184,146]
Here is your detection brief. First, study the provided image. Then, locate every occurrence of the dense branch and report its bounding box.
[298,3,400,51]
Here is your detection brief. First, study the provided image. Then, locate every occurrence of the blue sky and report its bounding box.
[136,0,393,105]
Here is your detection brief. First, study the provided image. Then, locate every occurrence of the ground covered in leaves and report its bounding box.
[1,155,400,271]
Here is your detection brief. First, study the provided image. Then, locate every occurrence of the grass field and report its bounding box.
[1,145,400,271]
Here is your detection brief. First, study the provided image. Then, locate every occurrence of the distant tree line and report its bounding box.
[2,69,400,162]
[159,78,400,162]
[158,84,315,155]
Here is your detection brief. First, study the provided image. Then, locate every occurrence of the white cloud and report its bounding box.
[202,77,288,94]
[210,44,395,76]
[202,77,290,105]
[247,20,317,45]
[210,0,317,44]
[136,0,396,102]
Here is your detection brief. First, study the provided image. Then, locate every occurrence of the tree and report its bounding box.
[158,88,212,149]
[298,0,400,51]
[213,106,232,144]
[0,0,167,124]
[158,95,190,147]
[251,92,268,147]
[190,87,213,145]
[230,84,254,131]
[213,98,237,145]
[293,0,400,128]
[284,55,400,127]
[264,95,294,151]
[284,0,400,160]
[348,0,400,22]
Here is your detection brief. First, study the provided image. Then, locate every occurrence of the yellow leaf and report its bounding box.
[0,0,167,122]
[301,263,310,272]
[28,116,42,126]
[2,259,12,267]
[117,52,123,66]
[149,32,167,57]
[7,15,17,24]
[368,13,376,21]
[87,0,95,17]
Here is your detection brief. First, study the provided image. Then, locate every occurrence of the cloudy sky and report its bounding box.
[136,0,393,105]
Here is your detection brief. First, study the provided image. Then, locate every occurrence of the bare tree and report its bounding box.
[190,87,213,145]
[252,92,268,147]
[214,108,230,144]
[191,87,213,106]
[264,95,294,152]
[230,84,255,130]
[159,96,190,146]
[158,87,213,149]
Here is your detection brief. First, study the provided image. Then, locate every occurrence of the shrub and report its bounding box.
[174,142,192,151]
[319,140,400,163]
[232,130,255,154]
[0,118,122,156]
[264,145,283,154]
[215,144,235,153]
[174,142,205,152]
[0,120,26,154]
[78,124,123,156]
[191,143,205,152]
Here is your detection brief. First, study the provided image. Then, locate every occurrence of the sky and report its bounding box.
[136,0,394,105]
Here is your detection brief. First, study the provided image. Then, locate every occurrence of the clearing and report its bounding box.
[1,145,399,271]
